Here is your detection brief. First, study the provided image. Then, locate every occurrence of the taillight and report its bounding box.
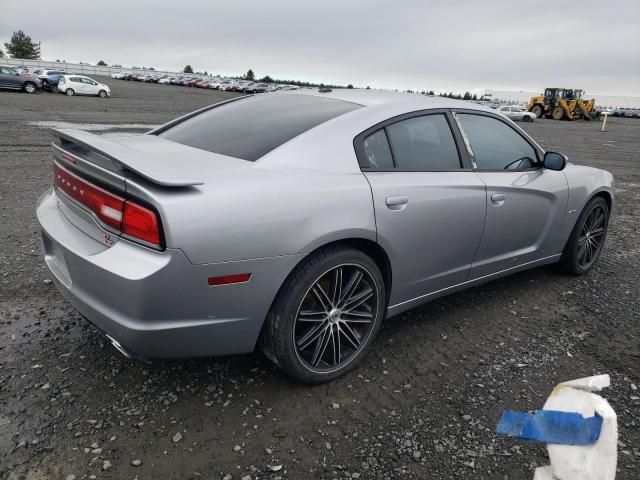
[53,161,162,248]
[122,201,161,246]
[54,161,124,229]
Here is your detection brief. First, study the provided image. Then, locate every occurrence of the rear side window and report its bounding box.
[386,114,461,170]
[363,130,394,169]
[158,94,362,161]
[457,114,538,170]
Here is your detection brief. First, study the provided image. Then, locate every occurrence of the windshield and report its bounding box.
[158,94,362,161]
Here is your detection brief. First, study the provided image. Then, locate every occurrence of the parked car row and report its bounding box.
[591,107,640,118]
[111,71,301,93]
[0,66,112,97]
[610,107,640,118]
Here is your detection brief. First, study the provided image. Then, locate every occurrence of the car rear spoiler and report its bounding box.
[53,128,204,187]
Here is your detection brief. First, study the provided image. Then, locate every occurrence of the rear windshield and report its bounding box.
[157,94,362,161]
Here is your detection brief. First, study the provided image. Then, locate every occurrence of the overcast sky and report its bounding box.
[2,0,639,95]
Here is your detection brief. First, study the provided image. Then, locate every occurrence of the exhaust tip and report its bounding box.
[104,333,132,359]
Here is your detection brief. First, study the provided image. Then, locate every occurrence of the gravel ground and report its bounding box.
[1,79,639,480]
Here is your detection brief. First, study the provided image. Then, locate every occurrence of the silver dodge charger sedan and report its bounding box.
[37,90,614,383]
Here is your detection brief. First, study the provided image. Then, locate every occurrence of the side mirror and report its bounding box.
[543,151,567,171]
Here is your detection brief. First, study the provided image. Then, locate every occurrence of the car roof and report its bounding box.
[277,88,495,113]
[255,90,502,172]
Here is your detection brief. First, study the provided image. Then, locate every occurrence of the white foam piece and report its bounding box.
[533,375,617,480]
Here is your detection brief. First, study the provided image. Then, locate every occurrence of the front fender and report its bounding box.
[559,164,615,248]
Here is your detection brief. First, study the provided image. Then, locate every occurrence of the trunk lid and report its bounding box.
[50,129,252,250]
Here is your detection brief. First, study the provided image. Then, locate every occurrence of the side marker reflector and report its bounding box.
[208,273,252,286]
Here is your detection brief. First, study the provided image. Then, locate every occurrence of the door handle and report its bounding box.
[491,193,506,205]
[386,195,409,210]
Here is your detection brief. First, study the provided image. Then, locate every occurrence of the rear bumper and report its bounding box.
[36,189,302,359]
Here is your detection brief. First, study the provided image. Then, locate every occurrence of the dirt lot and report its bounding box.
[1,79,639,480]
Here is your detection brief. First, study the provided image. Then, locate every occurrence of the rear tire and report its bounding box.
[531,105,544,118]
[23,82,36,94]
[559,197,609,275]
[65,88,75,96]
[552,106,565,120]
[261,246,386,383]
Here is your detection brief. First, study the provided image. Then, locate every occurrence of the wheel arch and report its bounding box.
[590,189,613,212]
[321,238,393,304]
[266,236,393,322]
[303,237,392,304]
[560,187,614,255]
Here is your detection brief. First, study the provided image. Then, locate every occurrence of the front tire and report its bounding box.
[552,106,565,120]
[261,247,386,383]
[23,82,37,94]
[559,197,609,275]
[98,90,107,98]
[65,88,75,96]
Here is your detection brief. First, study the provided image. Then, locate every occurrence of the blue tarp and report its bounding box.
[496,410,603,445]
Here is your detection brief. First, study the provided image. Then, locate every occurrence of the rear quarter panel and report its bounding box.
[126,167,376,265]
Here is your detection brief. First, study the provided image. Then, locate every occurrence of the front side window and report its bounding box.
[457,114,538,170]
[1,67,17,75]
[386,114,461,170]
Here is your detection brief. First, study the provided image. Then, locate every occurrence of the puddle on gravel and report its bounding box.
[28,121,159,131]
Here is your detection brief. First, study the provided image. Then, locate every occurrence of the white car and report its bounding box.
[217,80,234,91]
[495,105,535,122]
[158,77,173,84]
[57,75,111,97]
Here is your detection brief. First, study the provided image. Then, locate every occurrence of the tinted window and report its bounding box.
[386,114,461,170]
[159,94,361,161]
[362,130,394,169]
[70,77,82,83]
[457,114,538,170]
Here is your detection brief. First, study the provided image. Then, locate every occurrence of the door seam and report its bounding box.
[465,173,488,282]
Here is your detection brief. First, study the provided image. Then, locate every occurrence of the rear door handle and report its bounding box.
[386,195,409,210]
[491,193,506,205]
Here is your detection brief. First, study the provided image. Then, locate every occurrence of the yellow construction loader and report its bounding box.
[528,88,598,120]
